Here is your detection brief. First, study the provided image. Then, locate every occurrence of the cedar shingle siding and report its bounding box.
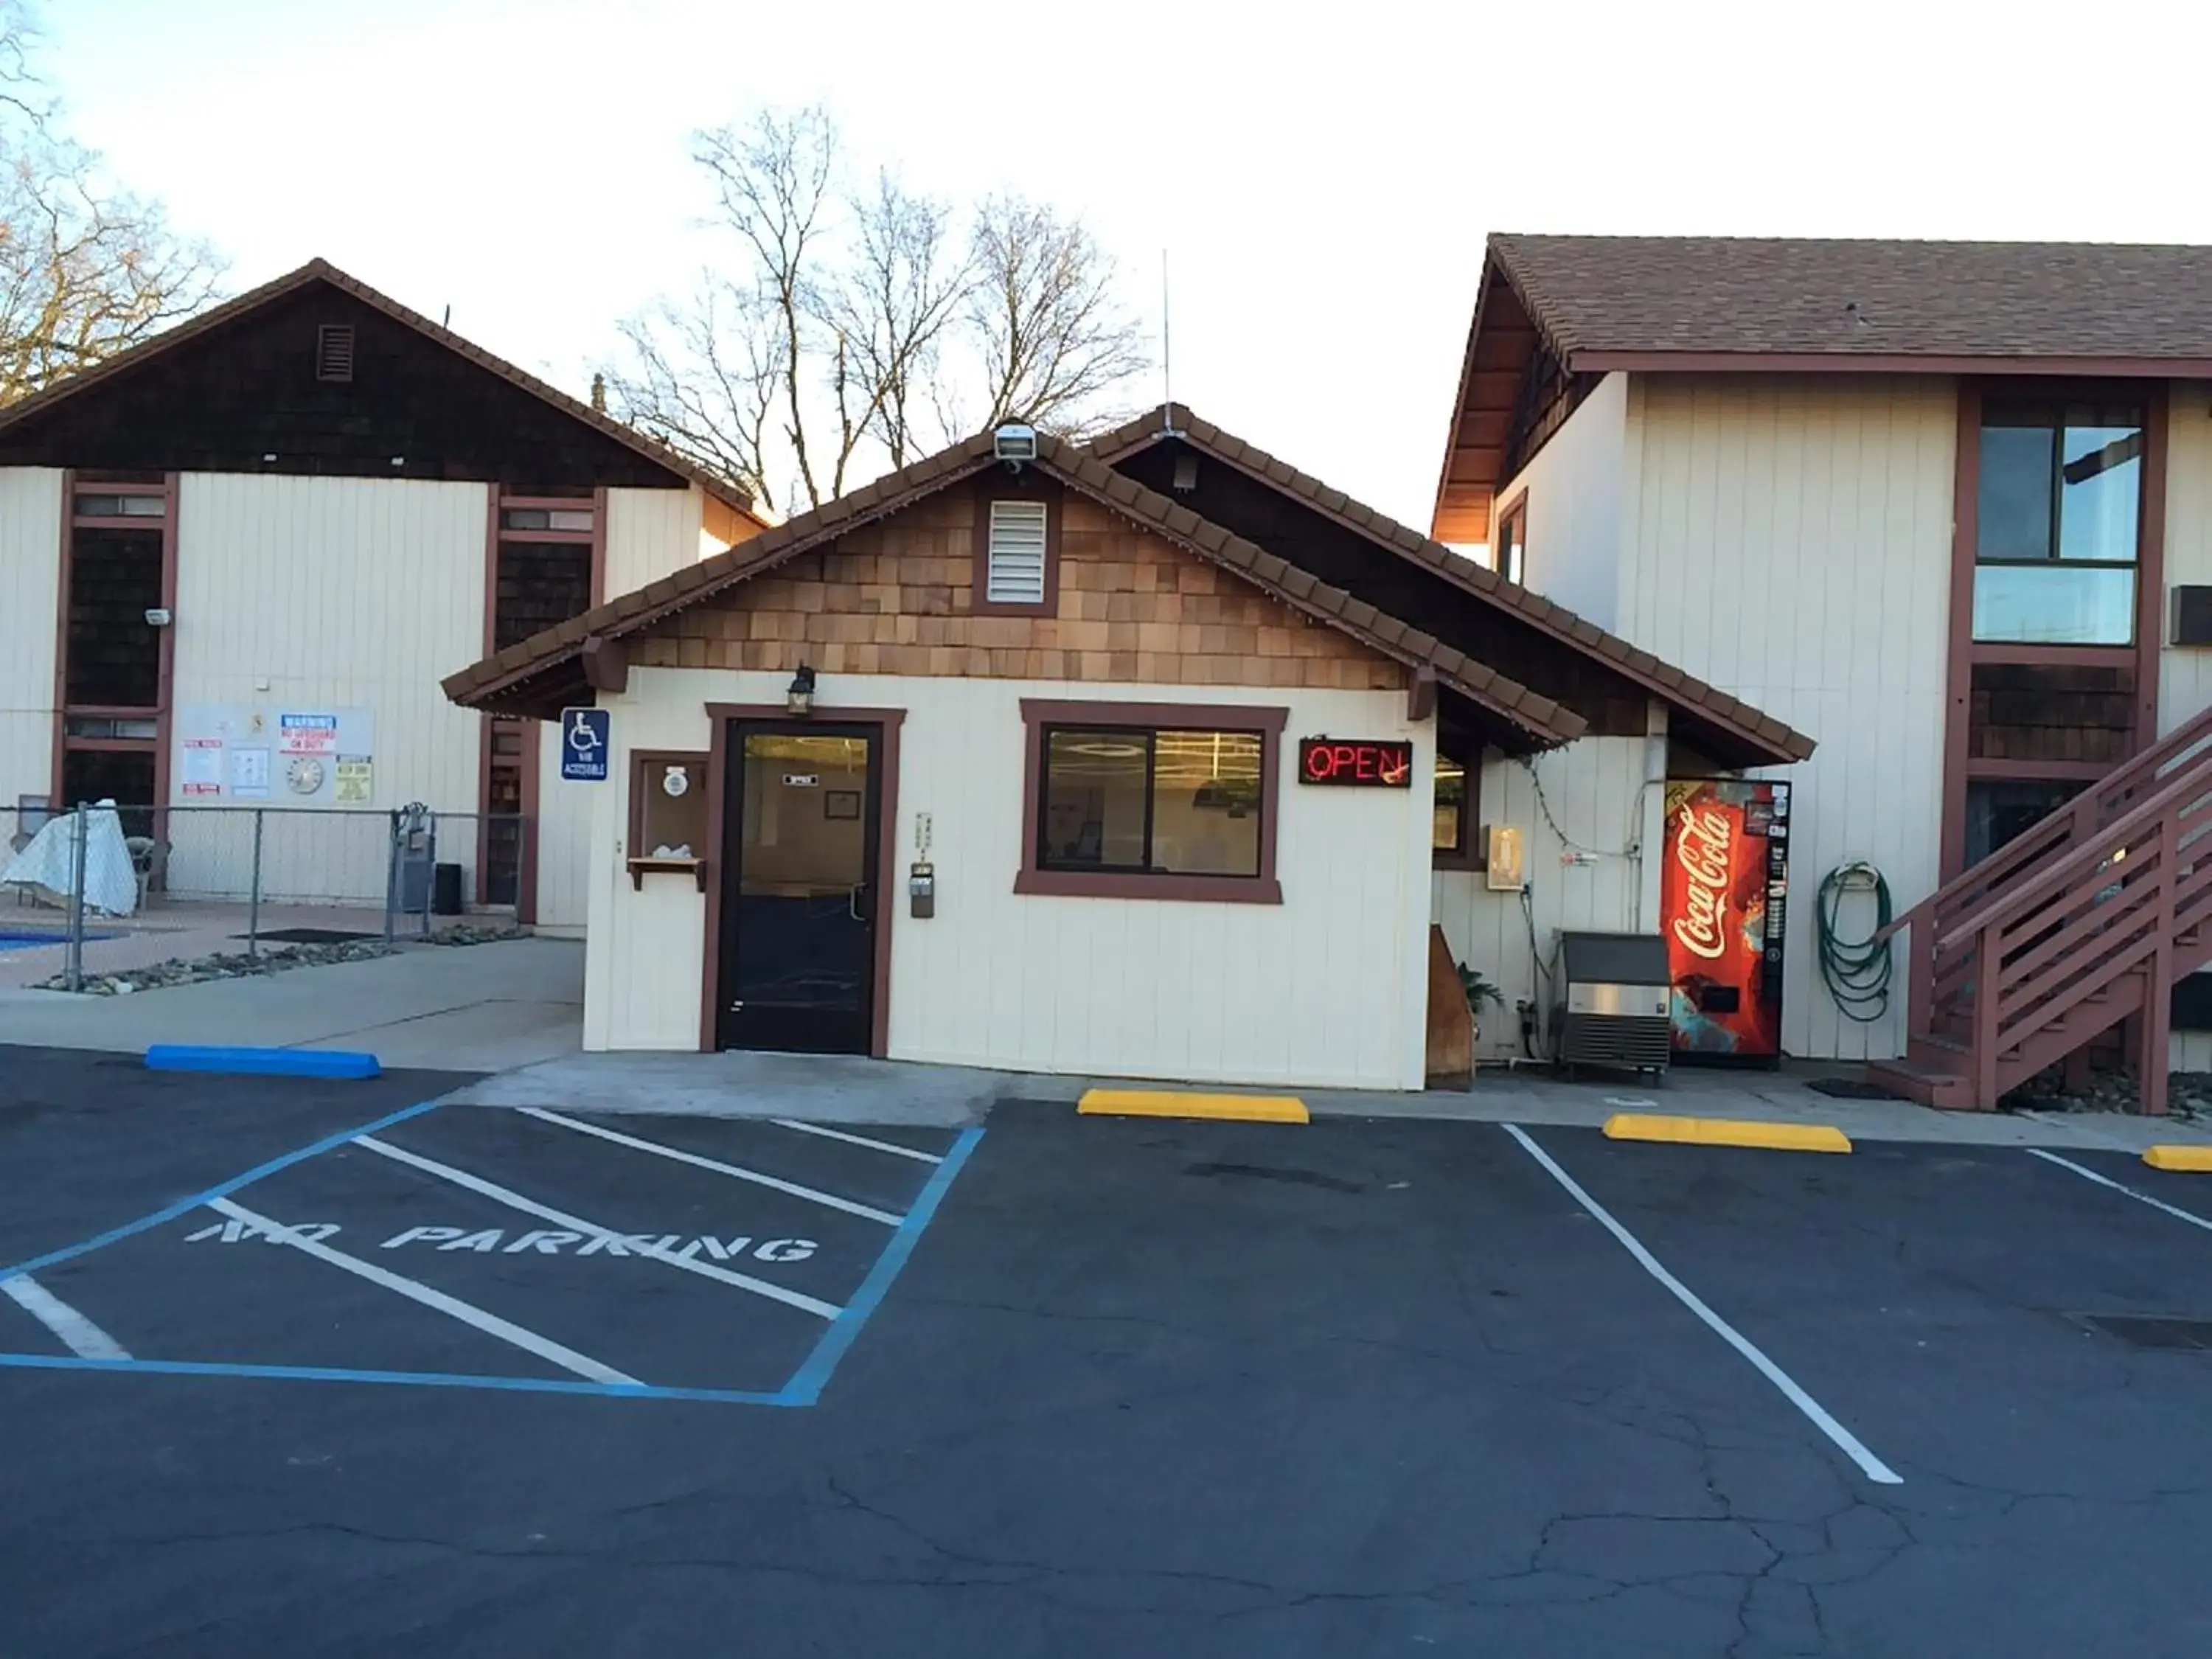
[631,490,1402,692]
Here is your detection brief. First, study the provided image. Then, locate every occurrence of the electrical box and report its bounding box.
[909,860,935,919]
[1485,824,1526,891]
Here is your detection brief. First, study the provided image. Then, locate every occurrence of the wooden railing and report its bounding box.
[1917,746,2212,1110]
[1885,701,2212,1062]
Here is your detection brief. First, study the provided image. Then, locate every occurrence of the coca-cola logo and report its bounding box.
[1672,805,1733,961]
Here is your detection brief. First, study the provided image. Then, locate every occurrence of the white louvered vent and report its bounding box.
[986,500,1049,605]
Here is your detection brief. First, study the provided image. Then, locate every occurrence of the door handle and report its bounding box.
[849,882,868,921]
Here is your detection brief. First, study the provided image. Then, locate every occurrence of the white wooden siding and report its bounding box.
[585,669,1434,1087]
[2159,381,2212,735]
[1430,727,1664,1061]
[1621,375,1957,1061]
[1491,372,1629,627]
[603,485,706,597]
[0,468,63,813]
[167,475,488,902]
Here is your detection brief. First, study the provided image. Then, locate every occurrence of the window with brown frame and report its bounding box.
[1493,497,1527,585]
[1431,753,1481,867]
[1015,700,1285,903]
[627,749,710,888]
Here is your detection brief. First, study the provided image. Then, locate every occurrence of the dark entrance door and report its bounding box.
[715,723,882,1054]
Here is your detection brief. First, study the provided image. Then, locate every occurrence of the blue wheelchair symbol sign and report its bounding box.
[560,707,610,782]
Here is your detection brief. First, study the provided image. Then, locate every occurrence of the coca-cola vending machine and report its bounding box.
[1660,779,1790,1062]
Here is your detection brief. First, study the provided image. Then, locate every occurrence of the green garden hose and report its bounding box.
[1817,861,1893,1023]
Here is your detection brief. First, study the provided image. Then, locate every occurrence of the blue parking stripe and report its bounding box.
[0,1351,795,1405]
[0,1098,445,1281]
[779,1125,983,1406]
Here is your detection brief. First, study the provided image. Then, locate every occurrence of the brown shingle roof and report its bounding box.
[442,432,1587,746]
[1088,404,1814,766]
[1489,234,2212,366]
[0,257,770,524]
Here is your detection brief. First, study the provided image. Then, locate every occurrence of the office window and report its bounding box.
[1433,755,1471,859]
[1973,402,2143,644]
[1017,700,1287,902]
[1494,498,1527,585]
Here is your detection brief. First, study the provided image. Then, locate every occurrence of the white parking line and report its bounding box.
[517,1107,904,1225]
[771,1119,944,1164]
[206,1196,639,1385]
[1,1273,130,1361]
[2027,1149,2212,1234]
[1504,1124,1904,1486]
[354,1134,841,1319]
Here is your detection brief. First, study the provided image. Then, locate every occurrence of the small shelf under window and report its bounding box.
[628,750,710,893]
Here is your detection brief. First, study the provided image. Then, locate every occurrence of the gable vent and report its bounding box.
[985,500,1048,605]
[316,324,356,383]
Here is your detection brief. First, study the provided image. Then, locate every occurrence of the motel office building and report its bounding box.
[445,418,1810,1091]
[0,259,762,925]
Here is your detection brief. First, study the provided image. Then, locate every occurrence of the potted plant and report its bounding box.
[1458,964,1503,1043]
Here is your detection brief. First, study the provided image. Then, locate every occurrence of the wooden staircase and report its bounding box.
[1870,704,2212,1113]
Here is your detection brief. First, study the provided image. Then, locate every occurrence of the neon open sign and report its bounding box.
[1298,738,1413,787]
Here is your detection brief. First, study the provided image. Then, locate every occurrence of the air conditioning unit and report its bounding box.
[1550,931,1672,1078]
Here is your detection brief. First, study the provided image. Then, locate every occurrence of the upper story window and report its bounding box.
[1972,401,2143,644]
[1433,755,1471,860]
[1493,498,1527,585]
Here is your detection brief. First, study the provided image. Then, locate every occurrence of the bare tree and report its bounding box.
[827,170,970,469]
[607,105,1148,512]
[0,4,223,406]
[968,196,1149,437]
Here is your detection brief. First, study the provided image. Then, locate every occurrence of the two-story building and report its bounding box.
[1433,235,2212,1110]
[0,258,765,927]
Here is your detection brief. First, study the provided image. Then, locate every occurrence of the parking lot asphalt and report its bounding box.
[4,1045,2212,1658]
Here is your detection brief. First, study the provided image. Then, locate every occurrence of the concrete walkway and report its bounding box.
[444,1047,2212,1151]
[0,937,582,1072]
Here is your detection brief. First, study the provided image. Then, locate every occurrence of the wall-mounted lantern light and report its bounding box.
[786,663,817,718]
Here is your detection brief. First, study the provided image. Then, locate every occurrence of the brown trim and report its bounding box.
[2135,383,2170,754]
[580,635,627,694]
[1406,666,1438,723]
[699,702,906,1058]
[1573,349,2212,378]
[1941,380,2172,880]
[967,474,1062,616]
[55,737,158,754]
[1967,642,2138,669]
[515,720,540,927]
[1964,758,2116,783]
[590,484,609,606]
[1429,742,1484,872]
[1940,386,1982,881]
[46,467,72,808]
[1013,698,1287,905]
[627,748,709,889]
[153,470,177,829]
[1490,487,1529,583]
[481,484,501,658]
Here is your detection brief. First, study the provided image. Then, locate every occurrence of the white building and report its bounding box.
[0,259,764,928]
[443,417,1808,1091]
[1432,235,2212,1111]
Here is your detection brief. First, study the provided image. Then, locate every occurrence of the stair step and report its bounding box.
[1867,1058,1978,1111]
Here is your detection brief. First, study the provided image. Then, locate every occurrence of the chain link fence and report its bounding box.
[1,801,532,990]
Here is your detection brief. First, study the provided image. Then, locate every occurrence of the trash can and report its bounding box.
[433,861,464,917]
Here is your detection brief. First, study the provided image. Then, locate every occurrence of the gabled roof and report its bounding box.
[1489,234,2212,371]
[442,431,1587,745]
[0,257,768,524]
[1435,232,2212,543]
[1090,404,1814,767]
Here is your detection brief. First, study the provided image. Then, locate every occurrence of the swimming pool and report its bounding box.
[0,931,111,953]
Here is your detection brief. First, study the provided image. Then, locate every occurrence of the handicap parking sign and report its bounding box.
[560,707,610,782]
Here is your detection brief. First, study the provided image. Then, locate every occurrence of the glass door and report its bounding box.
[716,724,880,1054]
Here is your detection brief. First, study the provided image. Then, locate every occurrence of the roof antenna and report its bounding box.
[441,304,451,330]
[1161,249,1177,436]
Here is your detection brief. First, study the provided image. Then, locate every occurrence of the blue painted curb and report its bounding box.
[145,1045,380,1080]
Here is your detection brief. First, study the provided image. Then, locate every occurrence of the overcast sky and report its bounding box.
[41,0,2212,527]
